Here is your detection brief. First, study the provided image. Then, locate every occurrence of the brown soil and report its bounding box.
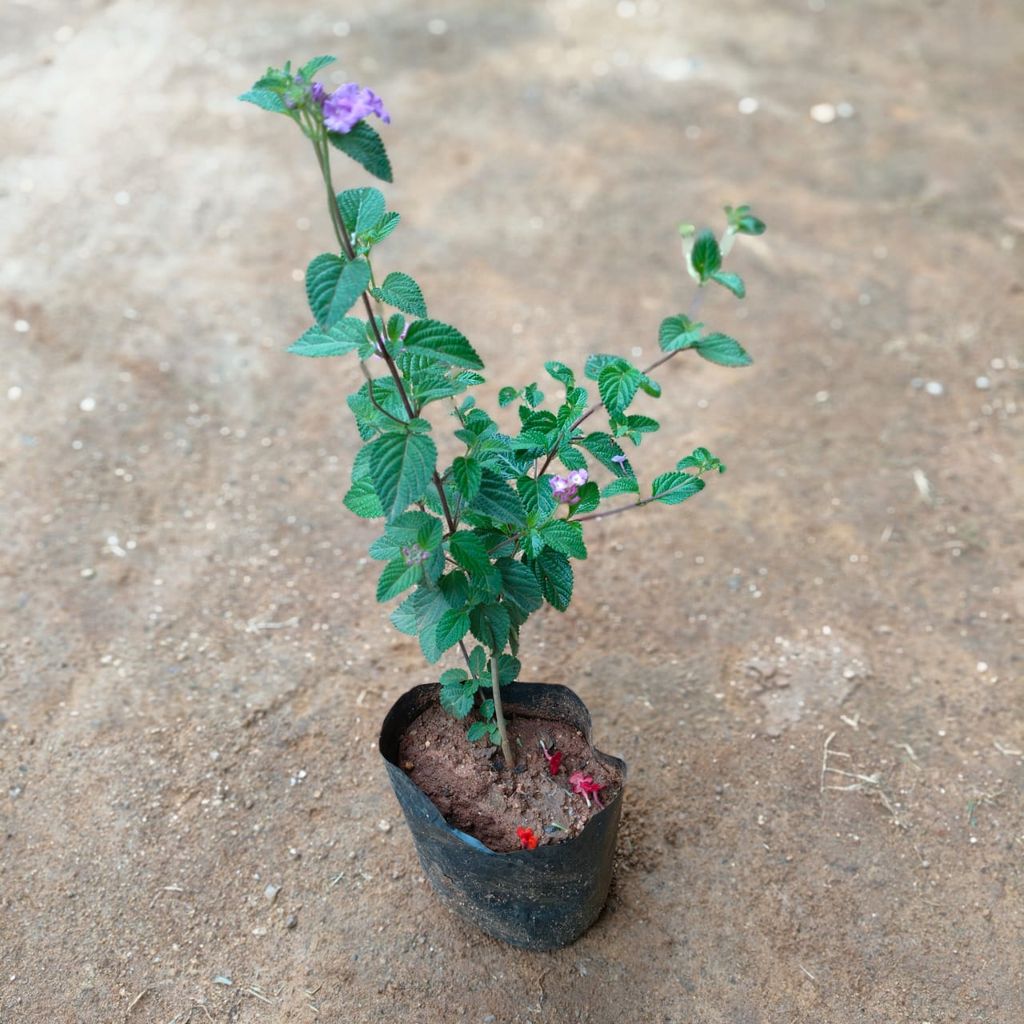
[399,703,622,852]
[3,3,1023,1023]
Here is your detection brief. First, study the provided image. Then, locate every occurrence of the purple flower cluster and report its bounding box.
[321,82,391,134]
[548,469,588,504]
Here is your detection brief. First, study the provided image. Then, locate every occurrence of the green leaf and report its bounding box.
[470,470,527,527]
[710,271,746,298]
[466,721,489,743]
[517,475,557,522]
[490,653,520,685]
[695,332,752,367]
[544,361,575,388]
[435,608,471,654]
[402,320,483,369]
[469,603,510,651]
[601,476,640,498]
[651,472,706,505]
[678,446,726,474]
[534,549,573,611]
[288,318,365,357]
[495,558,544,616]
[498,387,519,408]
[337,186,386,236]
[468,645,488,678]
[436,675,475,724]
[327,120,393,183]
[523,383,544,408]
[306,254,371,326]
[658,315,703,353]
[558,444,587,471]
[598,362,641,416]
[376,556,422,602]
[690,229,722,282]
[343,479,384,518]
[369,431,438,521]
[580,432,631,475]
[451,456,483,501]
[725,204,766,236]
[365,211,400,245]
[374,271,427,318]
[539,520,587,559]
[299,55,336,79]
[449,531,492,576]
[570,481,600,514]
[584,353,621,381]
[238,88,288,114]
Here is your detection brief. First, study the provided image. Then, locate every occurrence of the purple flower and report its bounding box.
[310,81,326,106]
[611,453,628,466]
[548,469,588,504]
[323,82,391,134]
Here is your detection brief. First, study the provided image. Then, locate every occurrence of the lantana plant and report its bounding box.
[242,58,765,771]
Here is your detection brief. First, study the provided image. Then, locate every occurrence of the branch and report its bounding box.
[571,497,655,524]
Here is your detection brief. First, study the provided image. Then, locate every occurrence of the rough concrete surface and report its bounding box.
[2,1,1022,1021]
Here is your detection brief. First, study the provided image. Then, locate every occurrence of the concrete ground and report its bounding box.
[1,1,1022,1021]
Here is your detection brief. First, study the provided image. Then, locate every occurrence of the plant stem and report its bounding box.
[491,653,515,768]
[572,496,655,523]
[312,137,458,534]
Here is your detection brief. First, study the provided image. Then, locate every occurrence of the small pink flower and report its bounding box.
[540,741,562,776]
[569,770,605,810]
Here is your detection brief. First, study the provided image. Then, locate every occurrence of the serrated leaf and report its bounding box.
[651,472,706,505]
[327,120,393,182]
[558,444,587,471]
[695,333,752,367]
[495,558,543,616]
[440,676,477,719]
[238,88,288,114]
[299,55,336,79]
[369,431,437,521]
[288,318,365,357]
[598,363,641,416]
[376,556,422,601]
[725,204,766,235]
[570,481,600,514]
[658,315,703,353]
[306,254,371,326]
[402,320,483,369]
[366,211,400,245]
[375,271,427,318]
[449,531,491,575]
[678,446,726,474]
[470,470,527,527]
[690,229,722,282]
[539,520,587,559]
[466,721,489,742]
[451,456,482,501]
[534,549,573,611]
[498,386,519,407]
[469,603,510,651]
[601,476,640,498]
[584,353,621,382]
[343,479,384,518]
[710,270,746,298]
[517,475,557,522]
[337,186,386,236]
[580,432,631,475]
[544,361,575,388]
[435,608,471,654]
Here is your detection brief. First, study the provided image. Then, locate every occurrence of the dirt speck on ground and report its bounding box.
[1,2,1022,1022]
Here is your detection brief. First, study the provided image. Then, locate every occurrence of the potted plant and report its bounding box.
[241,57,765,950]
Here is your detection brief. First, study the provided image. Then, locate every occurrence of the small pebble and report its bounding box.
[836,101,855,118]
[14,319,30,333]
[910,377,925,390]
[737,96,759,115]
[285,913,298,929]
[7,386,21,401]
[378,819,391,833]
[977,661,988,673]
[975,376,991,390]
[264,883,280,903]
[810,102,837,124]
[213,976,233,987]
[924,381,944,396]
[79,396,96,412]
[80,567,95,579]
